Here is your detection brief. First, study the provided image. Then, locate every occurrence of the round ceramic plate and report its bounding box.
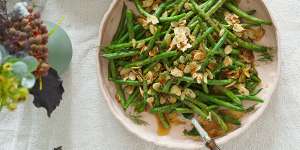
[97,0,280,149]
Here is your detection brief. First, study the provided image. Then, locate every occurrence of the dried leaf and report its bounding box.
[30,68,64,117]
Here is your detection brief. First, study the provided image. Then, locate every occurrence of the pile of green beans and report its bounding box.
[102,0,272,137]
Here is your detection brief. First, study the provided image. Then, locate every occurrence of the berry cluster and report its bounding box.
[2,6,50,77]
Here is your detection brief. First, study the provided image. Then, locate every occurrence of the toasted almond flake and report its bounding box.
[171,67,184,77]
[147,15,159,25]
[170,85,182,96]
[224,12,240,26]
[149,24,157,35]
[206,69,214,80]
[189,34,196,42]
[170,26,192,52]
[149,47,159,57]
[136,41,146,49]
[225,81,237,88]
[192,73,203,84]
[239,73,246,83]
[160,96,167,104]
[224,45,233,55]
[171,20,187,27]
[245,27,266,41]
[148,88,155,95]
[142,0,154,7]
[125,86,135,94]
[169,96,177,104]
[219,28,225,37]
[120,68,131,76]
[137,17,149,28]
[184,2,191,10]
[128,72,137,80]
[207,112,212,121]
[145,71,154,84]
[179,56,186,64]
[132,39,137,48]
[140,45,148,53]
[153,82,162,91]
[147,97,155,108]
[233,24,245,33]
[183,88,196,99]
[184,64,192,74]
[237,84,250,95]
[162,11,168,18]
[136,75,143,82]
[189,61,201,72]
[139,87,144,97]
[153,63,162,72]
[178,64,186,71]
[203,72,208,84]
[243,65,251,78]
[224,56,233,67]
[193,51,206,61]
[165,34,173,46]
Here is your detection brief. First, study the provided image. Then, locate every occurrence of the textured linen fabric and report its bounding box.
[0,0,299,149]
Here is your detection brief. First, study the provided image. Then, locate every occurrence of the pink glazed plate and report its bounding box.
[97,0,280,149]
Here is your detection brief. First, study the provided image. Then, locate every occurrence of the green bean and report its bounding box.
[141,80,148,111]
[107,31,167,51]
[110,60,126,108]
[188,16,199,27]
[151,103,180,113]
[200,30,229,71]
[225,2,272,25]
[192,24,201,36]
[125,51,177,68]
[118,25,142,43]
[191,0,268,52]
[103,51,139,60]
[171,0,188,16]
[126,9,135,40]
[145,26,162,53]
[111,79,141,86]
[237,95,264,103]
[217,86,242,105]
[201,0,216,12]
[182,100,208,119]
[158,113,170,129]
[143,61,159,74]
[160,13,187,22]
[224,27,268,52]
[192,27,214,49]
[223,114,241,125]
[181,76,234,86]
[175,108,194,113]
[197,91,245,111]
[161,26,172,49]
[211,111,228,131]
[162,80,173,93]
[154,0,172,17]
[125,88,140,109]
[133,0,152,18]
[113,6,127,41]
[206,0,227,17]
[202,83,209,94]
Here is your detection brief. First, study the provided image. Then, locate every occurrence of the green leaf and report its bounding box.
[21,74,36,88]
[22,56,38,72]
[12,61,28,77]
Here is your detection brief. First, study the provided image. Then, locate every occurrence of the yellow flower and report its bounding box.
[2,63,13,72]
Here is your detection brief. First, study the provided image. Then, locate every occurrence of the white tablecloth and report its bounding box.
[0,0,299,149]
